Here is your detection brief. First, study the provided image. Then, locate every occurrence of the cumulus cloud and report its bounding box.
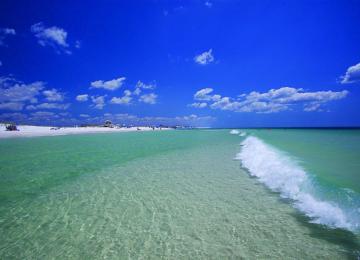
[188,102,207,108]
[133,87,142,96]
[110,89,133,105]
[43,88,64,102]
[0,27,16,46]
[31,111,56,118]
[124,90,132,96]
[26,103,70,110]
[0,76,69,112]
[1,28,16,35]
[31,22,72,54]
[76,94,89,102]
[0,110,72,124]
[0,77,44,103]
[0,102,24,111]
[0,112,27,122]
[91,95,106,109]
[0,77,44,110]
[107,83,158,106]
[101,113,215,127]
[90,77,126,91]
[139,93,157,104]
[133,81,156,96]
[110,95,132,105]
[136,81,156,90]
[340,62,360,84]
[193,88,221,101]
[194,49,214,65]
[191,87,348,113]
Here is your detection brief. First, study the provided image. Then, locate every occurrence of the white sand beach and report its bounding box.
[0,125,170,139]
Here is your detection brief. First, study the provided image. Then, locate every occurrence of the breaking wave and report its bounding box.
[236,136,359,231]
[230,129,240,135]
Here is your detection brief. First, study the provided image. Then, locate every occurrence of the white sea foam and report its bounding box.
[230,129,240,135]
[236,136,354,231]
[239,132,246,137]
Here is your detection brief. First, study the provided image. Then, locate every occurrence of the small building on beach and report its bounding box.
[104,120,113,128]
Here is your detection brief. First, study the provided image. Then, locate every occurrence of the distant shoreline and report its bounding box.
[205,127,360,130]
[0,125,171,139]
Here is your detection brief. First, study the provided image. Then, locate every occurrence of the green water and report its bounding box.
[0,130,359,258]
[248,129,360,193]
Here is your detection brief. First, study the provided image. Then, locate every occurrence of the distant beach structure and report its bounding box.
[104,120,113,128]
[5,123,18,131]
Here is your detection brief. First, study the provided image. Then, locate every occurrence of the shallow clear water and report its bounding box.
[0,130,359,258]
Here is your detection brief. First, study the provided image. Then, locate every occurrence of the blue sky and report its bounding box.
[0,0,360,127]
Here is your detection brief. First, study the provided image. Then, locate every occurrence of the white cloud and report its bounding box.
[205,1,213,8]
[91,95,106,109]
[110,95,132,105]
[31,22,72,54]
[76,94,89,102]
[233,101,288,113]
[31,111,56,118]
[109,89,134,105]
[194,88,221,101]
[133,81,156,96]
[304,102,322,112]
[0,112,27,121]
[26,103,70,110]
[90,77,126,91]
[42,88,64,102]
[0,110,71,124]
[133,87,142,96]
[2,28,16,35]
[194,49,214,65]
[80,114,90,118]
[101,113,215,127]
[0,77,44,103]
[0,76,69,113]
[59,112,69,117]
[139,93,157,104]
[244,87,348,104]
[136,80,156,90]
[0,28,16,46]
[108,85,158,106]
[75,40,81,49]
[124,89,132,96]
[0,102,24,111]
[191,87,348,113]
[340,62,360,84]
[189,102,207,108]
[194,88,213,100]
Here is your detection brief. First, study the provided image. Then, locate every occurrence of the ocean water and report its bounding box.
[0,130,359,258]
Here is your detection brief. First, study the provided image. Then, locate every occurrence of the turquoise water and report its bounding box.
[0,130,359,258]
[240,129,360,231]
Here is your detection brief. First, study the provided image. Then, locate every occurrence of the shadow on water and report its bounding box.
[290,211,360,259]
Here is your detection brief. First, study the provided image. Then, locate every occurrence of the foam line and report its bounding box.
[236,136,355,231]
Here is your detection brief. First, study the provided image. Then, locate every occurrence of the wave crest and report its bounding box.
[236,136,355,231]
[230,129,240,135]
